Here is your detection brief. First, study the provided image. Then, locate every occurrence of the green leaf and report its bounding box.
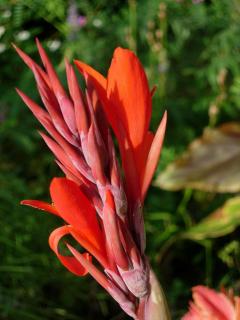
[183,196,240,240]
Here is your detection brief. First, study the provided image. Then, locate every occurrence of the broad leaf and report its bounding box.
[155,122,240,192]
[183,196,240,240]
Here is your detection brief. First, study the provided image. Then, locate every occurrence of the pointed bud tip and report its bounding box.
[15,87,24,97]
[38,130,48,140]
[64,57,70,66]
[11,42,17,50]
[12,43,24,57]
[162,110,168,128]
[15,88,28,100]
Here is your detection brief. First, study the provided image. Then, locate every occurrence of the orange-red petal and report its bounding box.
[50,177,104,251]
[74,60,107,90]
[135,131,154,187]
[69,228,108,268]
[118,128,140,201]
[49,225,91,276]
[21,199,59,216]
[107,47,152,149]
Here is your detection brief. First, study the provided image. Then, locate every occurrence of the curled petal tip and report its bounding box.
[49,226,90,276]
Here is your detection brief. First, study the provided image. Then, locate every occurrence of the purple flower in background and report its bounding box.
[67,0,87,39]
[77,15,87,28]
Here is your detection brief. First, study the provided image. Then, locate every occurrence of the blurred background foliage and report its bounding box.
[1,0,240,319]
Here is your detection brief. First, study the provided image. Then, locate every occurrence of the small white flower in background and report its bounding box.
[92,18,103,28]
[47,40,61,52]
[2,10,11,18]
[0,26,6,37]
[0,43,6,53]
[16,30,30,41]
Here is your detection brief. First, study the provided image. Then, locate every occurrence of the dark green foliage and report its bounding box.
[1,0,240,318]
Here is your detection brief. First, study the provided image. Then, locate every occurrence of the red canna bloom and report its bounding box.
[182,285,240,320]
[15,39,168,320]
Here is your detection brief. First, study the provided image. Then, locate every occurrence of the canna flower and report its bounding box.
[14,39,168,320]
[182,285,240,320]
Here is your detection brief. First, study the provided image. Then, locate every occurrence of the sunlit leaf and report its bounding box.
[155,123,240,192]
[183,196,240,240]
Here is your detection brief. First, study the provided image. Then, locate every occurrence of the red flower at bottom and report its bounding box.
[182,285,240,320]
